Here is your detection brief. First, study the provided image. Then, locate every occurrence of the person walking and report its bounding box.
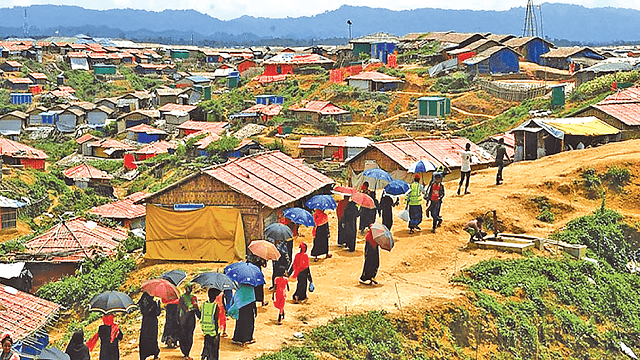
[341,197,359,252]
[495,138,511,185]
[378,191,397,230]
[425,173,445,233]
[310,209,332,260]
[229,284,257,346]
[289,242,313,303]
[457,143,473,195]
[178,283,200,360]
[2,334,20,360]
[358,182,378,235]
[87,315,123,360]
[336,195,349,247]
[359,225,380,285]
[406,175,424,234]
[214,292,227,338]
[138,292,161,360]
[271,241,290,290]
[200,288,221,360]
[272,275,289,324]
[65,330,90,360]
[278,213,297,261]
[247,252,268,306]
[161,299,180,348]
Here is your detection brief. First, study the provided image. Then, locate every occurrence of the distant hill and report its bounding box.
[1,3,639,45]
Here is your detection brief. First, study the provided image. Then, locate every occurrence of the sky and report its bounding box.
[4,0,640,20]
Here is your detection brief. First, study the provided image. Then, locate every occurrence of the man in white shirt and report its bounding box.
[457,143,473,195]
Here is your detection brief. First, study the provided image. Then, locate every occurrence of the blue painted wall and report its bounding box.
[489,48,520,74]
[137,133,160,143]
[525,39,550,64]
[371,42,395,64]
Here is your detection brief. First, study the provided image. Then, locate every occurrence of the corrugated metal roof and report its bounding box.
[299,136,348,148]
[127,124,167,135]
[593,103,640,126]
[157,103,197,113]
[0,137,48,160]
[202,151,334,209]
[599,87,640,104]
[194,132,221,150]
[540,46,601,58]
[5,61,22,67]
[89,139,136,151]
[25,218,127,262]
[90,191,148,219]
[135,140,176,155]
[0,285,61,343]
[347,71,403,82]
[265,53,334,65]
[7,77,33,84]
[63,163,113,180]
[28,72,48,80]
[289,100,349,115]
[177,121,228,135]
[540,117,620,136]
[350,32,399,44]
[75,133,97,144]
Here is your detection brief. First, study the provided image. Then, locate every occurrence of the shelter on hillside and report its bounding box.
[4,77,33,91]
[116,109,160,133]
[57,108,84,133]
[540,46,604,70]
[0,137,48,169]
[75,133,98,156]
[0,110,28,136]
[511,117,620,161]
[126,124,168,143]
[298,136,372,161]
[0,285,61,359]
[575,59,640,86]
[63,162,114,195]
[0,195,26,231]
[90,192,148,229]
[87,105,114,127]
[464,46,520,75]
[230,103,283,123]
[135,140,176,161]
[574,87,640,139]
[263,53,334,76]
[347,71,403,92]
[177,120,229,137]
[88,138,136,158]
[137,151,334,252]
[478,133,516,159]
[345,137,494,186]
[289,100,350,123]
[350,32,399,64]
[504,36,554,64]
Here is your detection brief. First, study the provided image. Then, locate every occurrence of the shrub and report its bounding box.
[537,209,556,223]
[120,232,144,253]
[255,347,317,360]
[433,72,470,92]
[606,165,631,187]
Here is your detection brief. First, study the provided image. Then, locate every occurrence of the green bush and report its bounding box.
[537,209,556,223]
[120,232,144,253]
[86,159,123,173]
[606,165,631,187]
[255,347,317,360]
[432,72,470,92]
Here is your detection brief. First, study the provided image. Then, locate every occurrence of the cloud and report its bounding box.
[8,0,640,20]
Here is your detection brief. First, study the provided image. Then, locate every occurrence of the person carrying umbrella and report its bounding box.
[246,251,269,307]
[341,196,359,252]
[289,242,313,303]
[271,241,290,291]
[65,330,90,360]
[278,211,298,261]
[138,292,161,360]
[310,209,332,260]
[358,182,378,235]
[87,315,124,360]
[200,288,221,360]
[177,283,200,360]
[359,224,380,285]
[336,195,349,247]
[406,175,424,234]
[425,173,445,233]
[229,284,257,346]
[378,190,398,231]
[1,333,19,360]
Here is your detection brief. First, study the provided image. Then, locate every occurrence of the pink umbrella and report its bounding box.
[352,192,376,209]
[248,240,281,261]
[370,222,394,252]
[332,186,356,196]
[141,279,180,303]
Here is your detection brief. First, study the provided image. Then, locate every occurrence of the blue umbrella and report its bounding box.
[408,160,436,173]
[264,223,294,242]
[283,207,315,227]
[363,168,393,182]
[192,272,237,291]
[305,195,337,211]
[224,262,265,287]
[384,180,410,196]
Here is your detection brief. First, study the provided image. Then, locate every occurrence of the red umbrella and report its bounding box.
[332,186,356,196]
[370,222,394,252]
[352,192,376,209]
[141,279,180,304]
[248,240,281,261]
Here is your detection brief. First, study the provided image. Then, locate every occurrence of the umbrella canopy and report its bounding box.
[160,269,187,286]
[89,291,136,315]
[283,207,315,227]
[141,279,180,303]
[248,240,281,261]
[38,348,70,360]
[351,192,376,209]
[192,272,237,291]
[384,180,410,196]
[370,222,394,252]
[305,194,337,211]
[362,168,394,182]
[408,160,436,173]
[224,262,265,287]
[264,222,294,242]
[332,186,356,196]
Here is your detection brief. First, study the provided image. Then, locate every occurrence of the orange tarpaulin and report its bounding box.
[145,204,246,262]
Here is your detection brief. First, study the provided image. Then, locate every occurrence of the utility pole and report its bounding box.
[522,0,538,37]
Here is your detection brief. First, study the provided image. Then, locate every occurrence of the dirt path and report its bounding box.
[105,140,640,360]
[451,106,495,119]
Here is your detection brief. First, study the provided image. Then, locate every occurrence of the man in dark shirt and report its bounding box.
[495,138,510,185]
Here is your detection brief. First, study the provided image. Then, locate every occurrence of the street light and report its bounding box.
[347,20,352,39]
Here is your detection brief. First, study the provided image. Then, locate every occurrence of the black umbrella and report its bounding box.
[38,348,70,360]
[192,272,237,291]
[89,291,136,315]
[160,269,187,286]
[264,223,293,243]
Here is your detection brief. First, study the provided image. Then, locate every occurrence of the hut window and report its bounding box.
[1,209,17,229]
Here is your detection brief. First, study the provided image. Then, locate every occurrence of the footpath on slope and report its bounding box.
[69,140,640,360]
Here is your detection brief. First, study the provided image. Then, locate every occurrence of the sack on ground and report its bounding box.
[398,209,410,222]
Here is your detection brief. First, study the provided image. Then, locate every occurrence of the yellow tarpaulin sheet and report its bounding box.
[543,117,620,136]
[145,204,246,262]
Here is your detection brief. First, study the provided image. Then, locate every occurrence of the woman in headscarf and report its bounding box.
[161,298,180,348]
[214,292,227,338]
[341,196,359,252]
[378,191,397,231]
[87,315,123,360]
[65,330,90,360]
[359,225,380,285]
[289,242,313,303]
[247,251,268,307]
[358,182,378,235]
[138,292,161,360]
[1,333,20,360]
[278,214,298,262]
[178,283,200,360]
[271,241,290,289]
[272,274,289,324]
[200,288,221,360]
[228,284,257,346]
[310,209,331,260]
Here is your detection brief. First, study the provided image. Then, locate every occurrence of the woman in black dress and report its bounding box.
[138,292,161,360]
[161,301,180,348]
[289,242,313,303]
[65,330,90,360]
[87,315,123,360]
[378,192,396,230]
[360,227,380,285]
